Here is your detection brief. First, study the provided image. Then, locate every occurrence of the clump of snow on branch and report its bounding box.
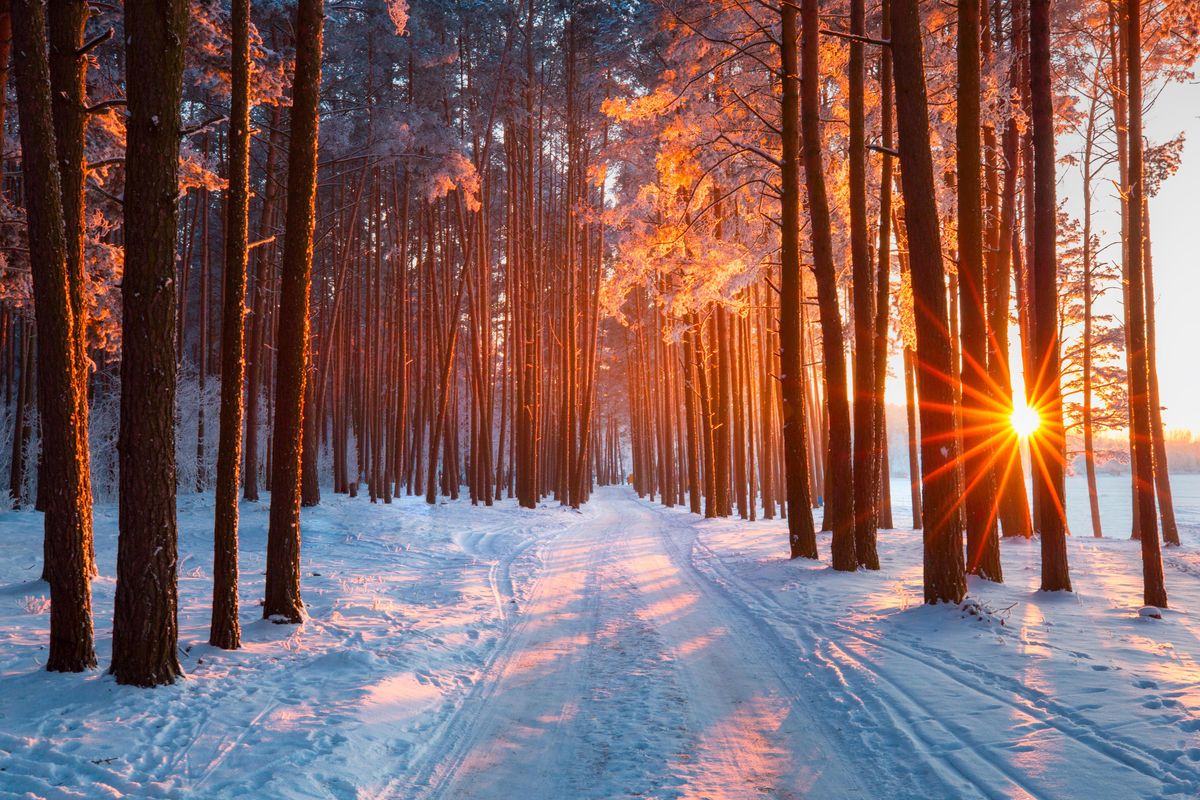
[387,0,410,35]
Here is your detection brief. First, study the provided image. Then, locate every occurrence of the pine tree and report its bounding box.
[779,0,817,560]
[1029,0,1071,593]
[11,0,95,672]
[890,0,966,604]
[210,0,251,651]
[1122,0,1166,608]
[958,0,1001,581]
[111,0,189,686]
[801,0,855,570]
[264,0,325,624]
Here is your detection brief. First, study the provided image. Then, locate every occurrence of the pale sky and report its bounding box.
[1140,77,1200,433]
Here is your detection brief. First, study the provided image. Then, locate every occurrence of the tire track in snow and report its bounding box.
[407,489,875,800]
[667,501,1198,798]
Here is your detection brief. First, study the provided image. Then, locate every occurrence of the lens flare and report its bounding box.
[1010,402,1041,438]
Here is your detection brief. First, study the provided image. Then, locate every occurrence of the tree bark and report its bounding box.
[958,0,1002,581]
[891,0,966,603]
[779,2,817,559]
[12,0,96,672]
[873,0,894,531]
[849,0,879,569]
[245,107,285,502]
[47,0,93,577]
[210,0,251,650]
[264,0,324,624]
[1141,207,1178,545]
[801,0,854,569]
[111,0,188,685]
[1030,0,1071,592]
[1122,0,1166,607]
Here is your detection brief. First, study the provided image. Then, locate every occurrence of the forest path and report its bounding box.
[407,487,872,800]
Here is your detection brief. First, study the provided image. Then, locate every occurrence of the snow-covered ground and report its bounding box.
[2,476,1200,798]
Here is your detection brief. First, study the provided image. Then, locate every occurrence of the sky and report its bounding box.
[1141,77,1200,434]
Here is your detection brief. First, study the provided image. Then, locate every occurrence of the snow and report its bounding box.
[2,477,1200,798]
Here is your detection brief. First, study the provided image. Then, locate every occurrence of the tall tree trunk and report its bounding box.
[244,107,284,502]
[778,1,817,559]
[1123,0,1166,607]
[196,179,210,491]
[1109,4,1141,541]
[958,0,1002,581]
[301,381,320,506]
[210,0,251,651]
[891,0,966,604]
[1141,207,1178,545]
[111,0,188,685]
[991,113,1033,539]
[264,0,324,624]
[12,0,96,672]
[9,322,31,507]
[47,0,93,577]
[1030,0,1071,592]
[873,0,894,530]
[902,342,922,528]
[801,0,854,570]
[849,0,879,569]
[1081,85,1103,538]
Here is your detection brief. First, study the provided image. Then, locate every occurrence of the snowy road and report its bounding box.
[401,490,871,800]
[402,486,1200,799]
[4,483,1200,798]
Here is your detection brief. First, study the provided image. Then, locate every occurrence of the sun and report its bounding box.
[1010,402,1041,438]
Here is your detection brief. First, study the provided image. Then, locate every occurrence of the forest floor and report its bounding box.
[2,482,1200,799]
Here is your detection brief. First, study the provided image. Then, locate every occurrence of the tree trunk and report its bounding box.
[47,0,94,577]
[9,320,31,507]
[12,0,96,672]
[902,342,922,529]
[779,1,817,559]
[849,0,878,569]
[210,0,251,651]
[801,0,854,569]
[1141,207,1178,545]
[958,0,1002,581]
[891,0,966,604]
[1081,85,1103,539]
[1122,0,1166,607]
[873,0,894,530]
[1030,0,1071,592]
[111,0,188,685]
[991,114,1033,540]
[244,108,284,502]
[264,0,324,624]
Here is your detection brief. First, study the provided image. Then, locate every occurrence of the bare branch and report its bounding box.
[77,28,115,57]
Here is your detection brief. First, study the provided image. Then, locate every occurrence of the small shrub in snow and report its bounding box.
[959,597,1013,626]
[21,596,51,614]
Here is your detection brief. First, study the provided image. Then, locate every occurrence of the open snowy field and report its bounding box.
[2,476,1200,799]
